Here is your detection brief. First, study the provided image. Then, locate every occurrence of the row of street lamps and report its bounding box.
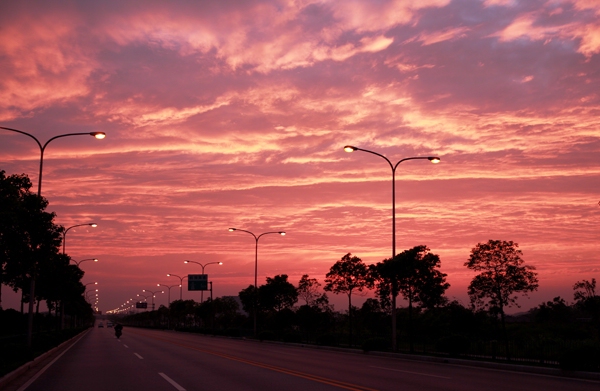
[1,126,106,347]
[3,126,440,344]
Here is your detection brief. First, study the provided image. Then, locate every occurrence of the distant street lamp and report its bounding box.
[184,260,222,303]
[158,283,179,305]
[1,126,105,347]
[63,223,97,254]
[167,274,188,300]
[72,258,98,266]
[228,228,286,336]
[142,289,163,311]
[344,145,440,351]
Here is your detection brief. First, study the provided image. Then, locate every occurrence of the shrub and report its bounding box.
[258,330,276,341]
[435,335,470,357]
[282,332,302,343]
[362,338,389,352]
[316,334,338,346]
[559,343,600,372]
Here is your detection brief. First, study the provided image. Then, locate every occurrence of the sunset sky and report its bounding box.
[1,0,599,314]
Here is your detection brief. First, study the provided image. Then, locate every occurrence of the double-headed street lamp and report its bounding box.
[63,223,97,254]
[228,228,286,336]
[184,260,222,303]
[158,283,179,305]
[344,145,440,351]
[166,274,188,301]
[72,258,98,267]
[1,126,105,347]
[142,289,163,311]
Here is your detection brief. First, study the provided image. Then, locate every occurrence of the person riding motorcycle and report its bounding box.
[114,323,123,338]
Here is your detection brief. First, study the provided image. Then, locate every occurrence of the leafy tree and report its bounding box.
[465,240,538,358]
[238,285,258,315]
[297,274,322,306]
[573,278,596,302]
[259,274,298,312]
[0,171,63,313]
[371,245,449,352]
[324,253,372,346]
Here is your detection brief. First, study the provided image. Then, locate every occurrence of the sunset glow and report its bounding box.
[1,0,599,313]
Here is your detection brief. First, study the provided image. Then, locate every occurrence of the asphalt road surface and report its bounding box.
[9,326,600,391]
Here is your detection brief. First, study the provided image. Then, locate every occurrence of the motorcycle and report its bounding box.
[114,325,123,339]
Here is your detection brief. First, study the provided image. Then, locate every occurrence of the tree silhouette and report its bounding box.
[324,253,372,346]
[259,274,298,312]
[573,278,596,302]
[297,274,322,306]
[371,245,449,352]
[465,240,538,359]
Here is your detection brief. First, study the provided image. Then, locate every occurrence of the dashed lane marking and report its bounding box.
[159,372,186,391]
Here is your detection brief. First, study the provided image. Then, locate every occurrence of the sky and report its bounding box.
[1,0,599,314]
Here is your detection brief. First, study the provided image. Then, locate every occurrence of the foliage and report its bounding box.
[573,278,596,303]
[465,240,539,315]
[297,274,322,306]
[324,253,372,346]
[324,254,372,301]
[372,245,449,311]
[259,274,298,312]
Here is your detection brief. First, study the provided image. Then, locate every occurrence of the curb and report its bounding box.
[0,328,90,389]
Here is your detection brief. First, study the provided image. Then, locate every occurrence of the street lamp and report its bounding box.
[1,126,105,347]
[344,145,440,351]
[63,223,97,254]
[72,258,98,266]
[158,283,179,305]
[142,289,163,311]
[184,261,222,303]
[228,228,286,336]
[167,274,188,300]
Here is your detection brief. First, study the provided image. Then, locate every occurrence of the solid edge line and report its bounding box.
[16,330,89,391]
[159,372,186,391]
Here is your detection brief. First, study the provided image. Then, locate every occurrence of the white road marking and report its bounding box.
[159,372,186,391]
[134,353,144,359]
[123,344,129,348]
[370,365,452,379]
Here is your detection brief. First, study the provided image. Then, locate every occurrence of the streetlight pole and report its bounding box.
[344,145,440,351]
[228,228,286,336]
[63,223,97,254]
[167,274,188,300]
[1,126,105,347]
[72,258,98,266]
[142,289,163,311]
[157,283,179,305]
[184,261,222,303]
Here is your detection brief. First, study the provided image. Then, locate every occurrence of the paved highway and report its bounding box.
[10,326,600,391]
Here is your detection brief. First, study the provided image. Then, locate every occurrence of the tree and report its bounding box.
[259,274,298,312]
[297,274,322,306]
[0,171,63,313]
[573,278,596,302]
[324,253,372,346]
[371,245,449,352]
[465,240,538,358]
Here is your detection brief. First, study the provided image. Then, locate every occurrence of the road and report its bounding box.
[8,326,600,391]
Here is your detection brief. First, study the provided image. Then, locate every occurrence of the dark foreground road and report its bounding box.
[6,326,600,391]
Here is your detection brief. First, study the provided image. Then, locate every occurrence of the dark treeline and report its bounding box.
[0,171,95,333]
[116,258,599,372]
